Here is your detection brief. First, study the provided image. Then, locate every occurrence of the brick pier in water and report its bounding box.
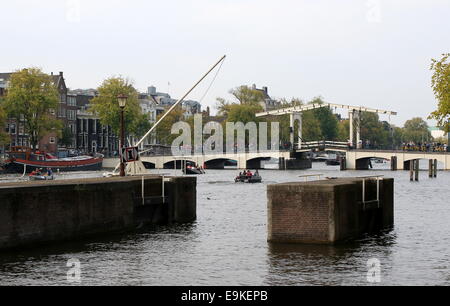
[267,177,394,244]
[0,176,196,250]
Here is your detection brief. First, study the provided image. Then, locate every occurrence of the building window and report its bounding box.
[49,137,56,144]
[69,123,76,134]
[10,124,16,134]
[60,94,66,104]
[68,110,76,120]
[68,96,77,106]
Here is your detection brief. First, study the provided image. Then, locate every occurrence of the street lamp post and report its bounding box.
[118,94,128,177]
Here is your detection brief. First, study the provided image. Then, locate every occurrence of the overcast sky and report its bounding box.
[2,0,449,126]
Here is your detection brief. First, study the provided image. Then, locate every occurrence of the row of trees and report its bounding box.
[0,68,150,152]
[153,84,440,150]
[1,52,449,152]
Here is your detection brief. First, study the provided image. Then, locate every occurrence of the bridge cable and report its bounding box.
[198,57,226,104]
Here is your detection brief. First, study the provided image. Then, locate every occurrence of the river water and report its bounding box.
[0,162,449,286]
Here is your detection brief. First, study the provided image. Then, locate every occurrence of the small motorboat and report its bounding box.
[325,154,341,166]
[29,175,54,181]
[235,171,262,183]
[186,166,205,175]
[311,154,328,162]
[325,159,340,166]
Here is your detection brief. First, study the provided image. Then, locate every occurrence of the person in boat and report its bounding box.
[246,170,253,178]
[47,168,53,177]
[255,170,259,177]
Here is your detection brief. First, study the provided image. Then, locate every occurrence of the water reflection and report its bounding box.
[265,229,397,286]
[0,163,449,285]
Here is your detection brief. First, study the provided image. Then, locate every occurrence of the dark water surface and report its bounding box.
[0,162,449,286]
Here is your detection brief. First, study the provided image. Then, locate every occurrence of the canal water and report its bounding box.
[0,162,449,286]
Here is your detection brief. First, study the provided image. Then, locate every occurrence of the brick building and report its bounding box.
[74,93,118,156]
[0,71,74,153]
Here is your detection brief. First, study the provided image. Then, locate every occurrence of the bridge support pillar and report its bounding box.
[279,157,286,170]
[246,159,263,170]
[340,156,347,171]
[404,160,412,171]
[391,156,397,171]
[356,158,371,170]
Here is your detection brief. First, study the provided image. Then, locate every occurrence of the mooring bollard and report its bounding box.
[434,159,438,178]
[410,161,414,181]
[391,156,397,171]
[429,159,433,178]
[415,160,419,181]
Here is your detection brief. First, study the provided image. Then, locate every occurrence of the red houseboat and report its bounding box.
[3,147,103,173]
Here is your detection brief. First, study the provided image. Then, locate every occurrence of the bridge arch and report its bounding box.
[163,158,196,169]
[142,161,156,169]
[203,158,237,169]
[246,157,272,169]
[348,151,450,170]
[354,156,391,170]
[402,157,446,170]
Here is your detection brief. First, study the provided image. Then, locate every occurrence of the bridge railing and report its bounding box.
[295,141,349,150]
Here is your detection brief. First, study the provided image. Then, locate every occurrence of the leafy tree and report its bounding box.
[309,97,338,140]
[360,112,391,149]
[337,119,349,142]
[3,68,62,151]
[229,85,265,106]
[0,104,9,146]
[429,53,450,133]
[402,117,432,143]
[59,127,73,147]
[226,103,263,124]
[155,106,187,145]
[89,77,144,138]
[133,113,152,140]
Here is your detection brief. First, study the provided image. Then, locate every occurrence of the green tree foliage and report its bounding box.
[309,97,338,140]
[3,68,62,151]
[226,103,263,124]
[90,77,148,138]
[337,119,349,142]
[0,104,9,146]
[275,98,322,143]
[155,106,187,145]
[429,53,450,133]
[360,112,392,148]
[229,85,265,105]
[402,117,431,143]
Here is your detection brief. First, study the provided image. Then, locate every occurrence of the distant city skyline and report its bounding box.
[2,0,450,127]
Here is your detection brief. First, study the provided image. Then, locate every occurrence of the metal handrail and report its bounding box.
[358,175,384,209]
[298,174,324,182]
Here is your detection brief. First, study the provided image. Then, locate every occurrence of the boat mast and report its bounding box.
[112,55,226,172]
